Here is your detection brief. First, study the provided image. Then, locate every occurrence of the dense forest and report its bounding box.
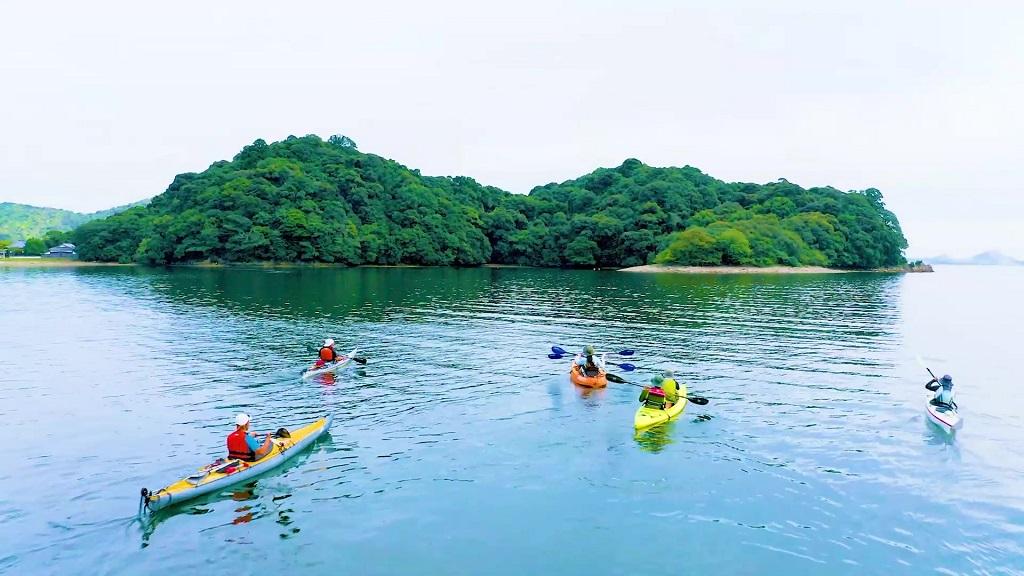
[0,200,146,252]
[71,135,908,269]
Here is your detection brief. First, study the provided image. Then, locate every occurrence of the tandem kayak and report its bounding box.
[926,398,962,433]
[569,354,608,388]
[301,348,358,379]
[634,383,688,430]
[141,415,332,513]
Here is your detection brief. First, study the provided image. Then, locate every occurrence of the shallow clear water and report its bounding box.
[1,265,1022,574]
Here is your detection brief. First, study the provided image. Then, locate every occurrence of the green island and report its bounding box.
[26,135,910,270]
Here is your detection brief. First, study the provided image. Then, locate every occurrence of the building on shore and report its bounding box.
[1,240,26,258]
[42,243,77,258]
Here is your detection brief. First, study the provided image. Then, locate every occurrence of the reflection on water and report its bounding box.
[634,420,679,453]
[1,265,1022,574]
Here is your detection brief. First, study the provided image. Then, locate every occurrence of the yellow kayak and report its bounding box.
[141,415,331,513]
[634,383,688,430]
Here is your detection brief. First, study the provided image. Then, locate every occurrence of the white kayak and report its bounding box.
[925,397,963,433]
[301,348,358,379]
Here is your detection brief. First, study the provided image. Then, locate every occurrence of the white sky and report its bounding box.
[1,0,1021,258]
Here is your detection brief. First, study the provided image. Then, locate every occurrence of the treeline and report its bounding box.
[73,135,908,269]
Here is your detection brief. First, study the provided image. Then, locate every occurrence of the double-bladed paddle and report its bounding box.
[551,345,634,357]
[547,351,636,371]
[605,372,710,405]
[302,344,368,373]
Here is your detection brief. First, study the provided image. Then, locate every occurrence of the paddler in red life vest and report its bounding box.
[227,413,273,462]
[638,377,671,407]
[316,338,339,367]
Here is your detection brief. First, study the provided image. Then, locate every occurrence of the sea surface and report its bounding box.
[1,265,1022,575]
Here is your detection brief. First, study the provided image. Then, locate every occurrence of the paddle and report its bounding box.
[547,352,635,371]
[916,355,941,390]
[605,373,710,405]
[304,344,368,365]
[548,353,635,371]
[551,346,635,357]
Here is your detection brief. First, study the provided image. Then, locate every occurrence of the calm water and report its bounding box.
[1,265,1022,575]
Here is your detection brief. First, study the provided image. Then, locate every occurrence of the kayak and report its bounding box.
[634,382,689,430]
[926,398,962,433]
[569,354,607,388]
[301,348,358,379]
[141,415,332,513]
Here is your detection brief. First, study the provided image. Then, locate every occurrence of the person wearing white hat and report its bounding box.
[226,413,273,461]
[316,338,339,367]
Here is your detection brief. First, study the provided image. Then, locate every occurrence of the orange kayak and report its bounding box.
[569,355,608,388]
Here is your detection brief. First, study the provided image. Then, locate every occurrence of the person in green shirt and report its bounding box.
[660,370,679,407]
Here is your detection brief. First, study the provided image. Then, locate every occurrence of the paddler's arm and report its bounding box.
[247,433,274,459]
[925,379,940,391]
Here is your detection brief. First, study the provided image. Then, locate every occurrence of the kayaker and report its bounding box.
[575,345,604,375]
[926,374,956,408]
[639,376,667,409]
[317,338,339,366]
[661,370,679,408]
[227,413,273,462]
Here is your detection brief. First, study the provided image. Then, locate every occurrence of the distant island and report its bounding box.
[60,134,908,270]
[923,250,1023,266]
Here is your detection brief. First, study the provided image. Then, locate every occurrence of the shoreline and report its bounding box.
[619,265,846,274]
[0,258,131,268]
[0,258,932,274]
[618,264,933,274]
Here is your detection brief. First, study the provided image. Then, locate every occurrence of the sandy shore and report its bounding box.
[619,264,848,274]
[0,258,130,268]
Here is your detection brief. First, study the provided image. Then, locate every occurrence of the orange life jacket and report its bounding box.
[227,429,255,461]
[319,347,337,362]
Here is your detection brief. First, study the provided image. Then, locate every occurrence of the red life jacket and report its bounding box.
[227,429,255,461]
[319,347,337,362]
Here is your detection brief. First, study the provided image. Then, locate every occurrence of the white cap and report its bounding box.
[235,413,250,426]
[324,338,335,347]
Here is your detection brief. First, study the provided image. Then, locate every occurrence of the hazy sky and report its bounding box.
[2,1,1021,258]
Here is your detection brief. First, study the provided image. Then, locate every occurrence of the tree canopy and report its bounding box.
[72,135,908,269]
[0,200,147,242]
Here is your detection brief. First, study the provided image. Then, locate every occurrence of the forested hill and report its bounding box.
[73,135,908,269]
[0,200,147,242]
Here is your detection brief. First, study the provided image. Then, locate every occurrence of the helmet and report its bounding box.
[662,369,674,378]
[324,338,335,347]
[940,375,953,388]
[235,413,250,427]
[584,345,595,355]
[941,374,953,382]
[650,376,664,387]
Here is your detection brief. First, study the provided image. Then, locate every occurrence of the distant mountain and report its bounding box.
[926,250,1023,266]
[0,200,148,241]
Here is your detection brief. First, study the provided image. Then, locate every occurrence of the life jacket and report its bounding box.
[641,386,667,409]
[319,347,337,362]
[227,429,255,461]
